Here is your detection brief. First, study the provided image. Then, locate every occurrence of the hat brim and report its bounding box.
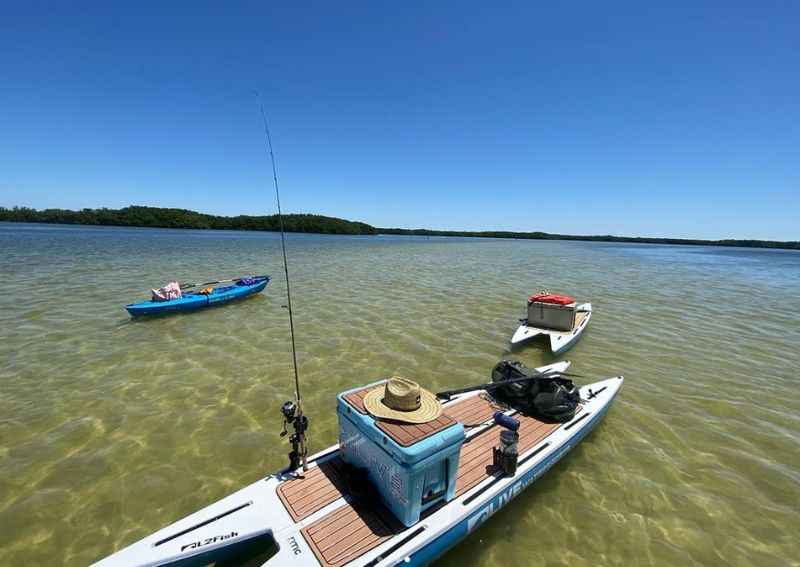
[363,384,443,424]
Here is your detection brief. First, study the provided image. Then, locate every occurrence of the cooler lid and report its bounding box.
[528,293,575,305]
[341,383,457,447]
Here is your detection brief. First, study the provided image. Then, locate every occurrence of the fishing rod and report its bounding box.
[257,95,308,472]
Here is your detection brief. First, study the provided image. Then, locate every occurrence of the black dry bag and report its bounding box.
[491,360,537,401]
[490,359,580,422]
[533,377,580,422]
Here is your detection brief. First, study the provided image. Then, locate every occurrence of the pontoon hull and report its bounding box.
[511,302,592,353]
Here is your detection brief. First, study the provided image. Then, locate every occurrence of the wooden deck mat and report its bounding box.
[277,456,351,522]
[340,387,372,414]
[300,498,403,567]
[445,394,505,427]
[455,412,565,496]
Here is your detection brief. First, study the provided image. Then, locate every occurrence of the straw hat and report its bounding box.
[363,377,442,424]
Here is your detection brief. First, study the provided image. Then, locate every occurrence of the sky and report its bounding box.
[1,1,798,240]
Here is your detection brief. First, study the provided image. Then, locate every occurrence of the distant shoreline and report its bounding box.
[377,227,800,250]
[2,205,798,250]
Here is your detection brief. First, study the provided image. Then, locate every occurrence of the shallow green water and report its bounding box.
[1,223,798,566]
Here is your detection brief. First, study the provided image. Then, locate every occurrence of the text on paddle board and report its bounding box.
[181,531,238,552]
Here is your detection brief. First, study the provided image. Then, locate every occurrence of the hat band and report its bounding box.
[383,392,421,412]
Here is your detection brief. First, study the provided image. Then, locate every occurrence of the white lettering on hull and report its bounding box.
[466,474,534,534]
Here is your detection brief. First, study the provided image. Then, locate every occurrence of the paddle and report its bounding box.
[436,368,584,400]
[179,275,267,290]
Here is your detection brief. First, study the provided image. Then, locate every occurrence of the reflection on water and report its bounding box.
[0,223,798,566]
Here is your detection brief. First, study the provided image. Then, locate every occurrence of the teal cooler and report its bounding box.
[337,383,465,527]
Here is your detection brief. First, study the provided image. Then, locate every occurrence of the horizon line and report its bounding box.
[1,204,798,250]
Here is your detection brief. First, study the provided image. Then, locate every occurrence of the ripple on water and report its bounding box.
[0,226,799,566]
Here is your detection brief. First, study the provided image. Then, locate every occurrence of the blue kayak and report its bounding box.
[125,276,270,317]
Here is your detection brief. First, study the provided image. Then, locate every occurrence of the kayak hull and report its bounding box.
[125,276,270,317]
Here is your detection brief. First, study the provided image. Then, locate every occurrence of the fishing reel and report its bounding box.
[280,401,298,427]
[280,400,309,472]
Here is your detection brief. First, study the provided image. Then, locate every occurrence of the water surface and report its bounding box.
[0,223,798,566]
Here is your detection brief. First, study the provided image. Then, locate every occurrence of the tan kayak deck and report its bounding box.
[574,310,589,330]
[278,394,570,566]
[551,310,589,335]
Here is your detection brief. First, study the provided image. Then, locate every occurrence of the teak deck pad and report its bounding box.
[455,411,564,496]
[342,385,457,447]
[277,456,351,522]
[573,310,589,330]
[444,393,505,427]
[287,394,569,566]
[299,498,403,566]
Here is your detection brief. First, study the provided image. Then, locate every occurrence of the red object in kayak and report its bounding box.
[528,293,575,305]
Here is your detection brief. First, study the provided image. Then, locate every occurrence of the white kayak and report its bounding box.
[511,302,592,353]
[91,361,623,567]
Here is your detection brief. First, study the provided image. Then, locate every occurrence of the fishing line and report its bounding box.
[256,93,307,471]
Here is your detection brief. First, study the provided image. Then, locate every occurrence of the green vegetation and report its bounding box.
[378,227,800,250]
[1,205,797,249]
[0,206,377,235]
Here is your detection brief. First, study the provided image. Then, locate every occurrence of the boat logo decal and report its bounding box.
[180,531,238,552]
[287,535,302,555]
[467,475,534,533]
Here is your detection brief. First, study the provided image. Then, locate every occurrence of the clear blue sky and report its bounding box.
[1,1,798,240]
